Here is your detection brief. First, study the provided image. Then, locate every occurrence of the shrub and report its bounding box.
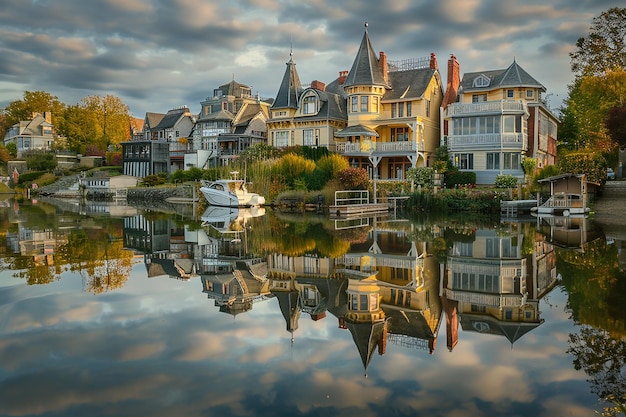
[24,151,57,171]
[407,167,434,188]
[141,174,166,187]
[445,170,476,188]
[336,167,369,190]
[495,174,519,189]
[274,153,316,188]
[18,171,46,185]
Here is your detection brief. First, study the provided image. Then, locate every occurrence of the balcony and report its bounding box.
[446,133,526,150]
[444,289,526,308]
[336,140,425,155]
[445,100,527,117]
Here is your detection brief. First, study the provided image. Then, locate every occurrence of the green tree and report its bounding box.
[80,95,130,152]
[58,104,97,154]
[606,106,626,149]
[570,7,626,77]
[559,70,626,151]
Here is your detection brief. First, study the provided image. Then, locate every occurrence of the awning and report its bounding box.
[335,124,379,138]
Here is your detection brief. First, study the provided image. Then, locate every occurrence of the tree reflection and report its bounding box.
[568,327,626,416]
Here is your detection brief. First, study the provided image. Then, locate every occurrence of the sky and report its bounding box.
[0,0,620,118]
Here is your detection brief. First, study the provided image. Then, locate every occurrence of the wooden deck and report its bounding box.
[329,203,390,218]
[500,200,537,217]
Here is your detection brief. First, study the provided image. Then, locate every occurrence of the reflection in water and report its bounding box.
[1,198,625,416]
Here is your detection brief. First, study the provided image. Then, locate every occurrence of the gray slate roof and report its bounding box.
[153,107,190,130]
[384,68,437,100]
[271,57,303,109]
[460,60,545,92]
[296,89,347,122]
[343,29,389,88]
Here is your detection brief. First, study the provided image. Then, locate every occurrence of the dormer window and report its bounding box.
[473,75,490,88]
[302,94,317,115]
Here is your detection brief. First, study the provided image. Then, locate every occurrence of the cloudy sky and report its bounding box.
[0,0,618,117]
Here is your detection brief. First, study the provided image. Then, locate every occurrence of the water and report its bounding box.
[0,198,624,417]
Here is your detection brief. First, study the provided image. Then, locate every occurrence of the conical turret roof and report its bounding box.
[271,55,303,109]
[343,25,389,88]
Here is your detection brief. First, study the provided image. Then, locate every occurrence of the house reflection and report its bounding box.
[442,222,557,347]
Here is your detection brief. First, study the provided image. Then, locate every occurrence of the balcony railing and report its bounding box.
[336,141,424,154]
[446,133,526,149]
[445,100,527,117]
[444,289,525,308]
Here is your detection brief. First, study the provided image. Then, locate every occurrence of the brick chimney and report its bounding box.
[430,52,438,70]
[379,51,388,84]
[338,70,348,85]
[310,80,326,91]
[442,54,460,108]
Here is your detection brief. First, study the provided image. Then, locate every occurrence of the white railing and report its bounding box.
[446,133,526,148]
[445,100,527,116]
[335,141,424,154]
[444,289,525,307]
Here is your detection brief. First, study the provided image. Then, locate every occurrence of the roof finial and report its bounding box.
[365,21,368,29]
[290,36,293,59]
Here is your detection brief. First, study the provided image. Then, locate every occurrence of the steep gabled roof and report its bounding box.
[461,60,545,92]
[384,68,437,100]
[153,107,191,130]
[271,56,303,109]
[343,27,389,88]
[145,112,165,129]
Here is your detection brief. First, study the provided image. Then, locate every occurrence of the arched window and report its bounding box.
[473,74,490,88]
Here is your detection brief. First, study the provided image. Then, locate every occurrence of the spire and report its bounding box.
[271,52,303,109]
[343,24,389,88]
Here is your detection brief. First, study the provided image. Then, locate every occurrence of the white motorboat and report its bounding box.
[200,178,265,208]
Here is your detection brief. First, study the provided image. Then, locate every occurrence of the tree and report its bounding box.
[58,104,97,154]
[558,70,626,151]
[80,95,130,152]
[570,7,626,76]
[1,91,66,138]
[606,106,626,148]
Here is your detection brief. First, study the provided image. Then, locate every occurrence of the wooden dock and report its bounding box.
[329,203,390,218]
[329,190,393,218]
[500,200,537,217]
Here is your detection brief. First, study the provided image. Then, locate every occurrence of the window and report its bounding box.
[473,75,490,87]
[303,129,315,146]
[426,99,431,117]
[398,102,404,117]
[526,89,534,98]
[503,152,520,170]
[406,101,412,117]
[472,94,487,103]
[373,96,379,113]
[351,96,358,112]
[303,95,316,114]
[503,115,522,133]
[454,153,473,169]
[275,131,289,147]
[360,96,369,112]
[391,127,408,141]
[487,153,500,169]
[175,131,180,138]
[506,89,514,98]
[391,103,397,118]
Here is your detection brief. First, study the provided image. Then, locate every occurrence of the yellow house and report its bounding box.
[267,54,348,149]
[335,25,444,179]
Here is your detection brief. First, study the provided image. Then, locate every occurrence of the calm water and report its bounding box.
[1,198,625,417]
